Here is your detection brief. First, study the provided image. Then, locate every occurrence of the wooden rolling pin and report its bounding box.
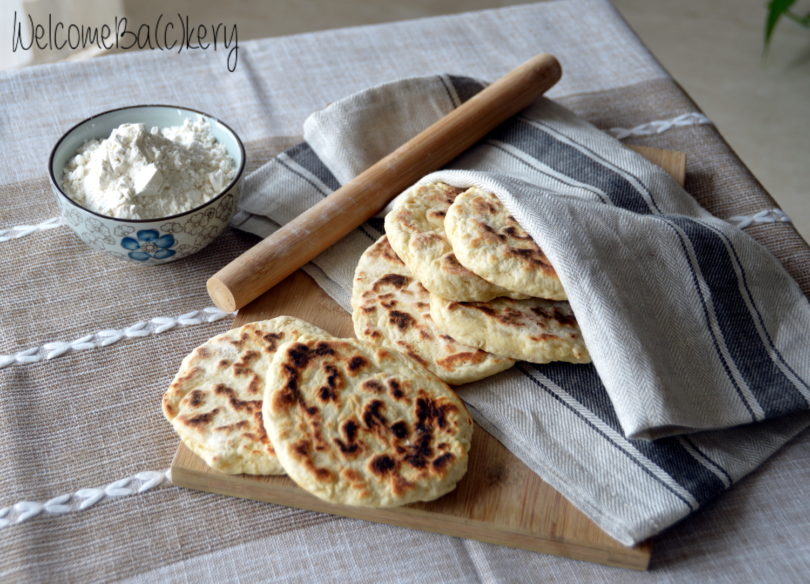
[208,53,562,312]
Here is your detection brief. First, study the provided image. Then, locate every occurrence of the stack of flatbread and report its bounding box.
[162,181,590,508]
[353,181,590,386]
[163,315,473,508]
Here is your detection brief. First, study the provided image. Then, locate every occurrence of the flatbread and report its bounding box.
[162,316,331,475]
[352,235,515,385]
[384,181,527,301]
[429,295,591,364]
[445,186,567,300]
[263,337,473,507]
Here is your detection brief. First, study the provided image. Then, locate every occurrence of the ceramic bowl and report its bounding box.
[48,105,245,265]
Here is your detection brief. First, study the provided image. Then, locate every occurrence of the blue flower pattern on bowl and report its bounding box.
[121,229,176,261]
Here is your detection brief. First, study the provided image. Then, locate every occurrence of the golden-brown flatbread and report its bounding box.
[352,235,514,384]
[263,336,474,507]
[445,186,566,300]
[162,316,331,475]
[429,295,590,364]
[384,181,527,301]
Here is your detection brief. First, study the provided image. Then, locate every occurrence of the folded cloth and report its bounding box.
[232,75,810,545]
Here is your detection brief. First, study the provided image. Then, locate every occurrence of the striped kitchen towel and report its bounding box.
[231,75,810,545]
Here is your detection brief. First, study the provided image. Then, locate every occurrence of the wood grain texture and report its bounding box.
[207,54,562,312]
[172,146,685,571]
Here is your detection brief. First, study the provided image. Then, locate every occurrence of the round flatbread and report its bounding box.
[264,337,474,507]
[162,316,331,475]
[445,186,567,300]
[352,235,514,385]
[384,181,527,302]
[429,295,590,364]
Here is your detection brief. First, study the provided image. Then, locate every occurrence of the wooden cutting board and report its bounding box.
[171,146,686,571]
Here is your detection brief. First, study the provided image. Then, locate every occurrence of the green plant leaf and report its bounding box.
[765,0,799,48]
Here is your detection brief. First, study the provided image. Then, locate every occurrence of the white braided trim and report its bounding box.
[0,216,63,243]
[727,208,792,230]
[0,469,171,529]
[607,112,711,139]
[0,307,235,369]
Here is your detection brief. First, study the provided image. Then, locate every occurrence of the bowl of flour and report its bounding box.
[49,105,245,264]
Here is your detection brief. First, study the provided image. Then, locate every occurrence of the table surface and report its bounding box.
[1,1,808,582]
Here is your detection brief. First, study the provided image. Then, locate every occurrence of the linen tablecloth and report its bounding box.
[1,0,808,581]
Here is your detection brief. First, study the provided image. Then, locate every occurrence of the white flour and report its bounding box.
[62,117,236,219]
